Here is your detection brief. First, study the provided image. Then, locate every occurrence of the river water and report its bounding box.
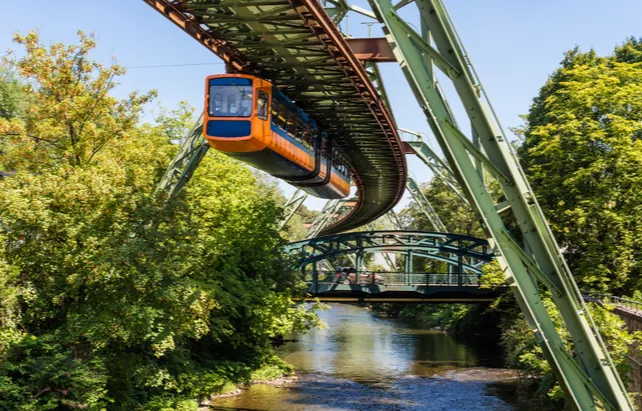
[211,304,534,410]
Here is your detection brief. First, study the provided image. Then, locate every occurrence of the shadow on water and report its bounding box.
[210,304,534,410]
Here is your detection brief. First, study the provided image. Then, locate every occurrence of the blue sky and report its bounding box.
[1,0,640,210]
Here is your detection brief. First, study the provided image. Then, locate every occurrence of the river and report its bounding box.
[210,304,535,410]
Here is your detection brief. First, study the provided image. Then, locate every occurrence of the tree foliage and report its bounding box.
[393,39,642,403]
[0,65,26,121]
[0,31,320,410]
[401,177,481,237]
[518,38,642,292]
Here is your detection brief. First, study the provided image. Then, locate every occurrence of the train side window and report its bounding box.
[278,104,287,130]
[271,98,279,125]
[295,119,304,142]
[311,129,318,149]
[287,113,295,137]
[257,91,268,120]
[303,125,311,149]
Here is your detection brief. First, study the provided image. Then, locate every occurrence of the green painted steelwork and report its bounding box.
[365,223,397,271]
[145,0,407,235]
[399,129,468,205]
[305,199,342,239]
[386,209,404,230]
[285,230,492,273]
[405,177,446,232]
[148,0,632,406]
[301,270,504,302]
[286,230,495,300]
[155,113,208,199]
[366,0,632,408]
[278,188,309,230]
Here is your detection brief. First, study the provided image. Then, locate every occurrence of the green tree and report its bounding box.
[0,31,319,411]
[1,31,155,172]
[0,65,25,120]
[402,177,481,237]
[501,299,641,406]
[518,38,642,292]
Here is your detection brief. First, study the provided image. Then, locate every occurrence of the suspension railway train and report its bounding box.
[203,74,351,199]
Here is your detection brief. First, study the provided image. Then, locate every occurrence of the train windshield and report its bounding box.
[208,77,253,117]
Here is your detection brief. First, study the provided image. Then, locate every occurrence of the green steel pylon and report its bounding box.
[365,222,398,271]
[386,209,404,230]
[405,177,446,232]
[279,189,309,230]
[155,113,209,199]
[399,129,468,205]
[365,0,632,408]
[306,199,345,239]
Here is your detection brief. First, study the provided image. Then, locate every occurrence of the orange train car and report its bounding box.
[203,74,351,199]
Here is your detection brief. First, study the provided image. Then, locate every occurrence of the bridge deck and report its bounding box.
[144,0,407,234]
[304,283,504,303]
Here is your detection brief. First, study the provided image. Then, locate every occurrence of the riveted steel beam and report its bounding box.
[346,38,396,62]
[145,0,407,235]
[286,230,493,271]
[279,188,309,230]
[367,0,633,408]
[405,177,447,232]
[155,113,209,199]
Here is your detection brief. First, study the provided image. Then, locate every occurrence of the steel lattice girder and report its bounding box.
[144,0,407,234]
[405,177,447,232]
[284,230,493,271]
[278,188,309,230]
[367,0,633,408]
[155,113,209,198]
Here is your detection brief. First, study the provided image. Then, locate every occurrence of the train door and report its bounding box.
[254,79,272,146]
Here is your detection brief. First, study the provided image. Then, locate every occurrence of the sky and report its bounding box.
[1,0,640,211]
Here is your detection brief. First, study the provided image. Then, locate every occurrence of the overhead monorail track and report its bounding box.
[144,0,407,234]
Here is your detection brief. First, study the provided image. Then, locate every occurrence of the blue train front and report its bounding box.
[203,74,351,199]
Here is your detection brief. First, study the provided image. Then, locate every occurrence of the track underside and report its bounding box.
[144,0,407,234]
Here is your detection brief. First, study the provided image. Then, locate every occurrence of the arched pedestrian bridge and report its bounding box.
[284,231,504,303]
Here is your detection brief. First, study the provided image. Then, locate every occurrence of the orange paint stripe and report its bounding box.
[268,131,350,195]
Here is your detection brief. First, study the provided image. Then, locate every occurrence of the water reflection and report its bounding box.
[211,304,532,410]
[278,304,489,385]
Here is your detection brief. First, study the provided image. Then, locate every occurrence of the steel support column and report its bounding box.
[155,113,209,199]
[405,177,446,232]
[367,0,632,408]
[279,188,309,230]
[400,129,468,205]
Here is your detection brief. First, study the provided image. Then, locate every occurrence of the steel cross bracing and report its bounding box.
[361,0,632,408]
[405,177,446,232]
[145,0,407,235]
[155,113,209,199]
[364,223,397,271]
[279,188,309,230]
[305,199,342,238]
[285,230,492,273]
[285,231,498,303]
[386,209,404,230]
[307,177,446,237]
[399,129,468,205]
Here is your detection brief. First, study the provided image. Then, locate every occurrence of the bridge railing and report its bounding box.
[305,270,481,286]
[582,291,642,314]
